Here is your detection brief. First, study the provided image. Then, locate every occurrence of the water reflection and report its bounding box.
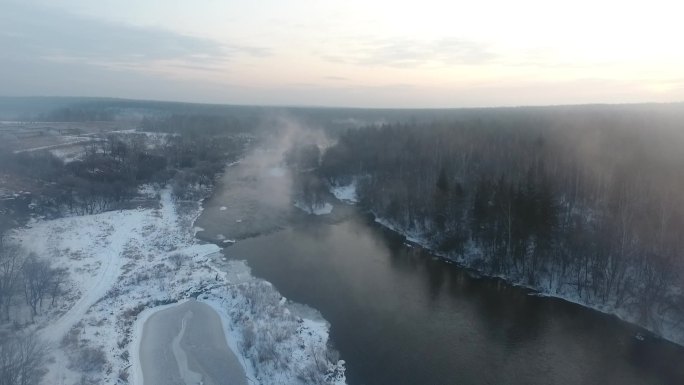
[195,146,684,385]
[219,213,684,385]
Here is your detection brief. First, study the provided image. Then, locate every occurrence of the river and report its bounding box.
[195,147,684,385]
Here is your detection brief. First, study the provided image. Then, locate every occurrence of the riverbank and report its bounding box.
[330,181,684,348]
[11,185,346,384]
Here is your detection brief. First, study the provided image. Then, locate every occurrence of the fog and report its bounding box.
[192,114,332,241]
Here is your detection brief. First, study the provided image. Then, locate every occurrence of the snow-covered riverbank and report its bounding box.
[11,187,346,385]
[329,181,684,347]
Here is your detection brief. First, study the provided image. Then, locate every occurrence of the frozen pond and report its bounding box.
[139,300,247,385]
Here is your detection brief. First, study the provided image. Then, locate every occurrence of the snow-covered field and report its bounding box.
[13,136,94,154]
[11,188,346,385]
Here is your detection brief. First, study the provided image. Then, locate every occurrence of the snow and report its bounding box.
[330,182,358,204]
[133,131,177,138]
[16,208,148,345]
[200,297,258,381]
[374,216,427,245]
[130,300,191,385]
[369,213,684,347]
[326,176,684,347]
[50,145,86,163]
[10,186,346,385]
[13,137,93,154]
[294,201,334,215]
[200,279,345,385]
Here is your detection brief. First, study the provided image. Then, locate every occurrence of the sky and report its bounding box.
[2,0,684,108]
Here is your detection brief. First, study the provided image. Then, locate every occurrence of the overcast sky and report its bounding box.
[2,0,683,107]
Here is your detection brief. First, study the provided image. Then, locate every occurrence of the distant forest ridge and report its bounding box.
[1,95,684,127]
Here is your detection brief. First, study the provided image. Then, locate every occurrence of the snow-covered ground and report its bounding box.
[13,136,94,154]
[50,145,87,163]
[10,188,346,385]
[294,201,334,215]
[373,217,427,245]
[329,182,358,204]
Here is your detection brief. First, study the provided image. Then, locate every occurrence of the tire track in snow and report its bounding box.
[39,212,141,344]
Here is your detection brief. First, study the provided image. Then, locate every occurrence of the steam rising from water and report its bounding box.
[195,116,330,241]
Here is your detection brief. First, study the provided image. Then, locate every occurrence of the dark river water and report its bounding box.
[196,150,684,385]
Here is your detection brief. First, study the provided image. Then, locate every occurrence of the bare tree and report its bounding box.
[0,331,48,385]
[49,267,68,307]
[22,254,57,319]
[0,242,24,321]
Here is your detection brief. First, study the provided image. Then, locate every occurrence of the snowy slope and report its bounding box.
[11,188,346,385]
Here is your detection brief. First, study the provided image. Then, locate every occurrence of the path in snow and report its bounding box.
[38,213,139,344]
[37,189,179,346]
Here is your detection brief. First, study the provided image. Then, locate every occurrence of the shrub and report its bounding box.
[169,253,184,269]
[241,324,256,353]
[73,347,107,373]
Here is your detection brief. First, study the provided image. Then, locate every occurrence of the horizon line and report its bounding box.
[1,94,683,112]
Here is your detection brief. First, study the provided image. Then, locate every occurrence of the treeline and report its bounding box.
[319,105,684,333]
[0,110,252,236]
[140,113,258,137]
[1,129,246,218]
[0,236,58,385]
[0,239,67,322]
[40,107,115,122]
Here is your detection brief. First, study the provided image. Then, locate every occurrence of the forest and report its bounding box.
[319,104,684,332]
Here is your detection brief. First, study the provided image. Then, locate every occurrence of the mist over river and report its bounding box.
[195,139,684,385]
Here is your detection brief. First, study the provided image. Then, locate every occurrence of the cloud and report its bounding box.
[324,76,349,81]
[0,1,269,72]
[319,37,614,71]
[321,37,496,68]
